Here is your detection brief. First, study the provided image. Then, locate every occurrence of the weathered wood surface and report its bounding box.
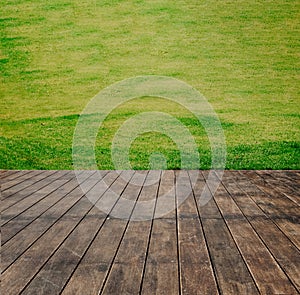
[1,170,299,295]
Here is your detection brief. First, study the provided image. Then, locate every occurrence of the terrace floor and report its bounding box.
[1,170,299,295]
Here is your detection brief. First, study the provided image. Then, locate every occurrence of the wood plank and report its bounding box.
[193,171,223,220]
[250,216,300,293]
[178,170,219,295]
[2,201,92,294]
[226,218,297,294]
[0,170,26,181]
[223,172,300,290]
[244,171,299,213]
[1,170,56,196]
[234,171,293,214]
[258,170,300,195]
[1,170,67,212]
[131,170,161,221]
[1,172,116,295]
[1,170,37,186]
[0,170,13,178]
[280,170,300,185]
[225,172,300,292]
[101,170,161,295]
[226,171,267,218]
[197,172,259,295]
[0,171,101,272]
[1,171,87,244]
[153,170,176,219]
[61,171,145,295]
[201,217,259,295]
[141,218,179,295]
[256,170,299,205]
[274,217,300,251]
[101,220,153,295]
[1,170,299,295]
[21,207,106,295]
[240,171,300,250]
[1,171,71,224]
[215,175,297,294]
[141,170,180,295]
[20,172,123,295]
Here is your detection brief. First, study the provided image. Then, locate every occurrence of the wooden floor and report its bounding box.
[1,170,299,295]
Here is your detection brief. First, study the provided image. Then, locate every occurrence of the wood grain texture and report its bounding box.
[178,170,218,295]
[240,171,300,250]
[61,171,144,295]
[1,170,299,295]
[225,171,300,292]
[102,171,161,295]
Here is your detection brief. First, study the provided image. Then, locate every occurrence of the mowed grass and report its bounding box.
[1,0,299,169]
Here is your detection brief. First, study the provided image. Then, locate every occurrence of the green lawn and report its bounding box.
[1,0,299,169]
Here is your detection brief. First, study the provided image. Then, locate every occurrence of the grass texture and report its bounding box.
[1,0,299,169]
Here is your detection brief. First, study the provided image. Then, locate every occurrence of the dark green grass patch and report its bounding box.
[227,141,300,170]
[1,98,299,169]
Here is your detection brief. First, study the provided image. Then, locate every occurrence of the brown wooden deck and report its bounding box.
[1,170,299,295]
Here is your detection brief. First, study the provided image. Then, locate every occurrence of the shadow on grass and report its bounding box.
[0,114,299,170]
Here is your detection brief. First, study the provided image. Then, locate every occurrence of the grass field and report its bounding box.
[1,0,299,169]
